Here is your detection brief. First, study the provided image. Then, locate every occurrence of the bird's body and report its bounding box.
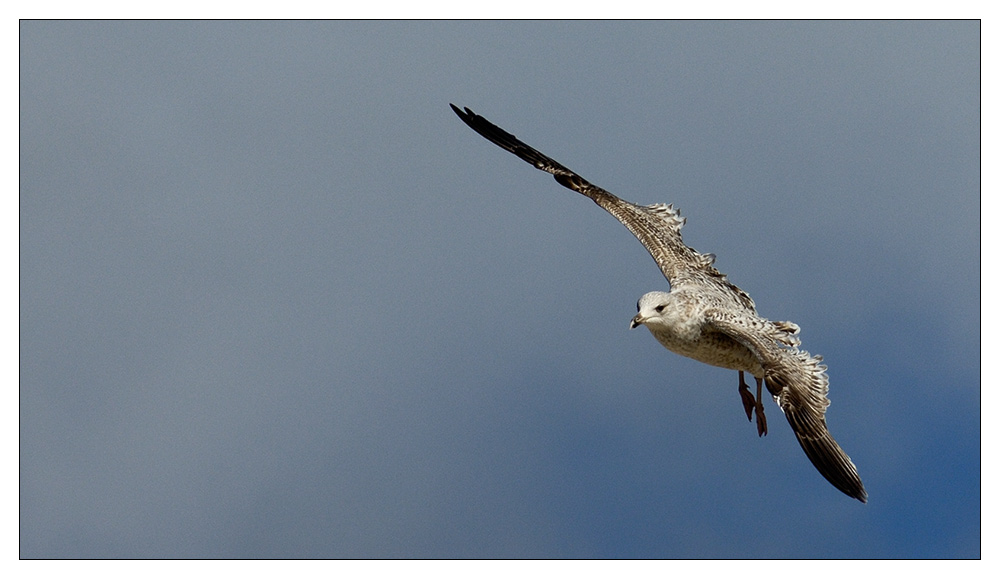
[636,291,765,375]
[451,104,867,503]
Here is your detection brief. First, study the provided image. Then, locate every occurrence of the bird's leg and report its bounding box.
[754,376,768,437]
[738,371,756,422]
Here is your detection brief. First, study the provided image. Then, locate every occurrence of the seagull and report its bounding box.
[450,104,867,503]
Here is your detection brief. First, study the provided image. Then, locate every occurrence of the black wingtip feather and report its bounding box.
[449,104,577,179]
[789,419,868,503]
[449,103,471,121]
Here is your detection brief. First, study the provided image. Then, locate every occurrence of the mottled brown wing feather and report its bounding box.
[450,104,754,310]
[705,312,867,502]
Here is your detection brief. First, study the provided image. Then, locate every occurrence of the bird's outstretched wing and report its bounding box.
[705,311,867,502]
[450,104,755,311]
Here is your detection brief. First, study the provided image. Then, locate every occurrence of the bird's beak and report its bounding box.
[630,314,645,330]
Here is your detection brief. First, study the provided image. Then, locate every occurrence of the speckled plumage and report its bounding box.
[451,104,866,503]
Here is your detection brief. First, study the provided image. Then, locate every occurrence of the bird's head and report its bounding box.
[630,291,675,329]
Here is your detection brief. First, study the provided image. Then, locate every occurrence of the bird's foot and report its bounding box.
[754,376,768,437]
[738,371,755,422]
[754,402,768,437]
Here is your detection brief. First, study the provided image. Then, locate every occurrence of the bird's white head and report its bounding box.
[630,291,675,330]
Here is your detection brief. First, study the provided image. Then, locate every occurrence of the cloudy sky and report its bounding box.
[20,21,979,558]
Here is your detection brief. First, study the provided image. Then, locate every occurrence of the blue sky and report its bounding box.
[20,21,979,558]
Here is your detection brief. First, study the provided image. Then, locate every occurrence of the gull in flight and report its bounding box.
[451,104,867,503]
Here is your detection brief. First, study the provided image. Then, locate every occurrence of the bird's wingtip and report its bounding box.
[450,103,473,118]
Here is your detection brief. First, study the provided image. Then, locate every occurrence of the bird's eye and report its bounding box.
[636,300,641,312]
[654,305,666,313]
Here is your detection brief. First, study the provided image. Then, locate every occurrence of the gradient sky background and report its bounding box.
[20,21,980,558]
